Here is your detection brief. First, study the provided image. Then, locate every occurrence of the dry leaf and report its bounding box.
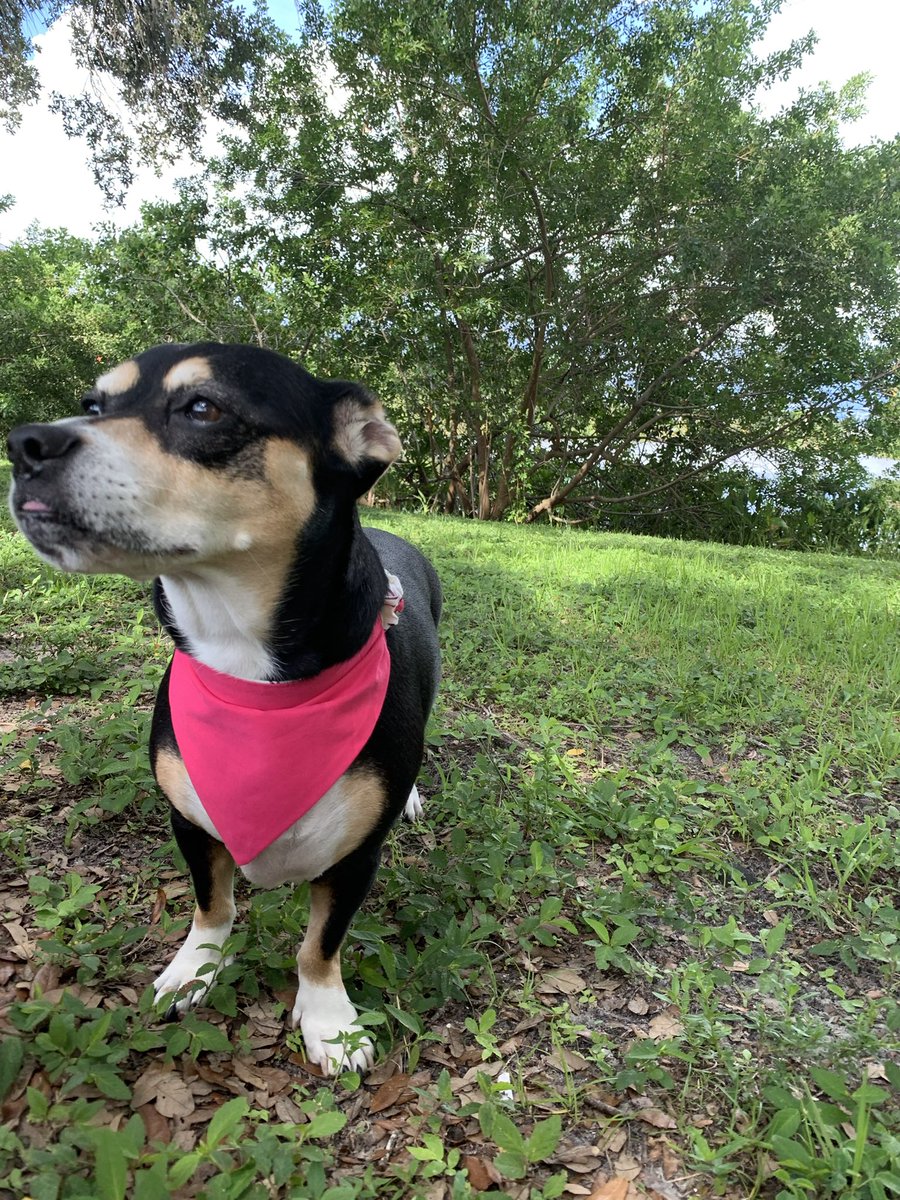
[614,1153,641,1181]
[150,888,167,925]
[646,1012,684,1039]
[547,1047,591,1072]
[2,922,34,960]
[155,1073,195,1119]
[589,1180,629,1200]
[274,1094,304,1124]
[537,968,586,995]
[136,1102,171,1144]
[552,1144,601,1172]
[132,1064,174,1109]
[635,1108,677,1130]
[462,1155,501,1189]
[599,1128,628,1154]
[30,963,60,996]
[365,1057,402,1086]
[232,1058,267,1090]
[132,1064,195,1119]
[369,1073,413,1114]
[660,1143,682,1180]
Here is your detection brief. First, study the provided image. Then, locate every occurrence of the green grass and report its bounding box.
[1,490,899,1199]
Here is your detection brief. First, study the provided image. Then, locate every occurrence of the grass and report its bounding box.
[1,481,899,1199]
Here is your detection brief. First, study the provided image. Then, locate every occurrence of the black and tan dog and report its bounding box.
[7,342,441,1074]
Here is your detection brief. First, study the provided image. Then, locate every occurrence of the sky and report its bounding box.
[0,0,897,244]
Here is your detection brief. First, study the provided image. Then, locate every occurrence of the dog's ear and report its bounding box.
[331,386,402,492]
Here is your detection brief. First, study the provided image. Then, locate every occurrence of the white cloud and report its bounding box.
[0,14,203,244]
[1,2,897,246]
[755,0,900,145]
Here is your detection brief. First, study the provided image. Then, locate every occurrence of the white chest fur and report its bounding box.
[161,753,382,888]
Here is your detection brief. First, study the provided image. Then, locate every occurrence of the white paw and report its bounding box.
[153,921,232,1015]
[291,982,375,1075]
[403,785,424,822]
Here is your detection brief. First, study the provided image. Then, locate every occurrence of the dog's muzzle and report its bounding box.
[8,422,83,481]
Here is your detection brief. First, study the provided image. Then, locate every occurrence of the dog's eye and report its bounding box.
[185,398,223,423]
[82,396,102,416]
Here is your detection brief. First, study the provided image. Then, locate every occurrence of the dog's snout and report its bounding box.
[7,423,82,476]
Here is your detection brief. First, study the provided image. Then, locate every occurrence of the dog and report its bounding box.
[7,342,441,1074]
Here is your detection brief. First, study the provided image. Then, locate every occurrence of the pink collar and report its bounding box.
[168,620,390,865]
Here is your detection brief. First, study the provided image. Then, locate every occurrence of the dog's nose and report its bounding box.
[7,423,82,476]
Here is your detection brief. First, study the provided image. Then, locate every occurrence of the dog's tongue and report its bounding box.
[21,499,52,512]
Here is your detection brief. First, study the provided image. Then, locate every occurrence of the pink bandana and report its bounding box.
[168,620,390,865]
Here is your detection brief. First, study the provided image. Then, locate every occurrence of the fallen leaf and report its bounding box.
[614,1153,641,1181]
[132,1064,195,1119]
[599,1128,628,1154]
[552,1144,601,1172]
[537,968,586,995]
[547,1047,591,1072]
[137,1102,171,1144]
[660,1142,682,1180]
[634,1108,677,1130]
[150,888,167,925]
[158,1075,196,1119]
[463,1155,501,1189]
[30,963,60,996]
[232,1058,267,1090]
[365,1057,402,1086]
[646,1011,684,1039]
[274,1094,304,1124]
[2,922,34,961]
[589,1180,629,1200]
[369,1073,413,1114]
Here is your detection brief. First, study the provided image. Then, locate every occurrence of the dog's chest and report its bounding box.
[164,758,380,888]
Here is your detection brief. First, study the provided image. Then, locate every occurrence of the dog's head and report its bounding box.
[7,343,401,580]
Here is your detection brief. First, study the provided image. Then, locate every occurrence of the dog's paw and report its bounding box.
[403,785,424,822]
[153,926,232,1015]
[291,982,375,1076]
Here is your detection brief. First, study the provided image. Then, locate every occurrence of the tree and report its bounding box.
[0,205,293,438]
[197,0,900,523]
[0,1,278,199]
[0,228,123,433]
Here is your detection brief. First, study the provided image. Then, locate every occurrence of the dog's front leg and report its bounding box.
[154,809,237,1015]
[293,851,379,1076]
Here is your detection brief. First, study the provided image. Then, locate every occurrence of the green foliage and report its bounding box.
[191,0,900,529]
[3,2,900,548]
[1,1,277,199]
[0,229,130,436]
[3,510,899,1195]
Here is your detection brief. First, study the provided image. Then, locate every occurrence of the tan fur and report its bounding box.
[195,846,236,929]
[162,356,214,392]
[154,748,235,929]
[332,768,386,860]
[332,397,402,466]
[296,883,343,986]
[95,360,140,395]
[155,747,205,825]
[78,418,316,627]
